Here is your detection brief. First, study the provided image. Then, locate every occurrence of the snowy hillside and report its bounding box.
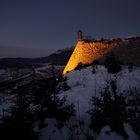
[0,65,139,140]
[61,66,140,119]
[40,66,140,140]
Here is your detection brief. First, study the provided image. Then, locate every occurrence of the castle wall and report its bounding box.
[63,40,119,74]
[63,37,140,74]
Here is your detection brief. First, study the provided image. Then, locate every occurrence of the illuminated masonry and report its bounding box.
[63,31,126,74]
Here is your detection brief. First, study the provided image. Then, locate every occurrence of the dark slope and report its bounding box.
[0,47,74,68]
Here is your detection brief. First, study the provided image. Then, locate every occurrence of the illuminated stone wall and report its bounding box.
[63,37,140,74]
[63,40,120,74]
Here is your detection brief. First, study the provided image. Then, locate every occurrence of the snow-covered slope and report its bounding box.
[40,66,140,140]
[61,66,140,119]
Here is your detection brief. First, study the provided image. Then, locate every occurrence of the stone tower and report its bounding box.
[77,30,83,41]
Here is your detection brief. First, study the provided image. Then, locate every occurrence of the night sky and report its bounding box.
[0,0,140,58]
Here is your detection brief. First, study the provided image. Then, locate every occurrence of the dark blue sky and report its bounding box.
[0,0,140,57]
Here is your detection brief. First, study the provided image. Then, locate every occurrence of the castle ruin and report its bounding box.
[63,31,140,74]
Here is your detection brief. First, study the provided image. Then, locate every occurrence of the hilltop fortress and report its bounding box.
[63,31,140,74]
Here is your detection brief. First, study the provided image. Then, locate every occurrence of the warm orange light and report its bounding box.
[63,40,119,75]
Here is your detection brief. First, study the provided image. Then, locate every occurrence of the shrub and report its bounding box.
[75,62,84,71]
[104,54,122,73]
[75,62,90,71]
[127,89,140,137]
[89,78,140,138]
[89,79,129,139]
[0,94,38,140]
[92,60,99,66]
